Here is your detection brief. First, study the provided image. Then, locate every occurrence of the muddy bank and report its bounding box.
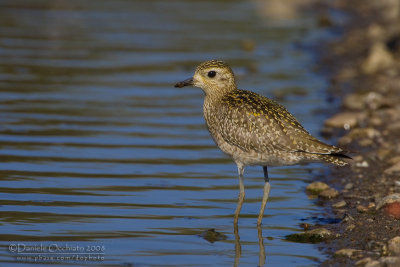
[308,0,400,266]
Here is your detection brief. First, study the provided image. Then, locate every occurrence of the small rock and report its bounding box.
[356,161,369,168]
[362,42,394,74]
[346,224,356,231]
[376,194,400,210]
[370,116,383,127]
[376,194,400,219]
[334,248,362,258]
[368,202,376,209]
[342,214,355,223]
[319,188,339,199]
[343,93,367,110]
[285,228,334,244]
[365,92,385,110]
[359,138,373,147]
[325,112,365,130]
[344,183,354,190]
[388,236,400,255]
[384,162,400,175]
[342,92,385,111]
[357,205,368,213]
[385,203,400,219]
[333,200,347,208]
[306,181,330,194]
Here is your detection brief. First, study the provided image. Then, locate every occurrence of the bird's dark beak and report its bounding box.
[174,77,193,88]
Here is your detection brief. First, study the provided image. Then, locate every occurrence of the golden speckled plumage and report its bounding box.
[174,60,350,225]
[204,88,349,167]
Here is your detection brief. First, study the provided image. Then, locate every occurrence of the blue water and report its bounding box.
[0,0,333,266]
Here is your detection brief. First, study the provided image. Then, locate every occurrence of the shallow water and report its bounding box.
[0,0,333,266]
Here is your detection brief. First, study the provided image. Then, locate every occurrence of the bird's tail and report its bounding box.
[317,153,352,166]
[299,151,352,166]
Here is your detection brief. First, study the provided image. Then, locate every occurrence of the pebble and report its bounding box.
[376,194,400,219]
[342,214,355,223]
[388,236,400,255]
[319,188,339,199]
[334,248,362,258]
[346,224,356,231]
[357,205,369,213]
[324,112,365,130]
[343,93,367,110]
[356,161,369,168]
[376,194,400,210]
[384,162,400,175]
[344,183,354,190]
[343,92,385,111]
[362,42,394,74]
[306,181,330,194]
[333,200,347,208]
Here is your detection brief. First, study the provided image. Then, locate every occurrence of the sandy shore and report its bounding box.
[310,0,400,266]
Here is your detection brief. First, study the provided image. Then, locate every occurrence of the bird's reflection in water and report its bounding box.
[234,223,266,267]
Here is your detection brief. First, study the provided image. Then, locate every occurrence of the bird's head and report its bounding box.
[175,60,237,96]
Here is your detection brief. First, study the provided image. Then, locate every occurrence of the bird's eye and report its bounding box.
[207,71,216,78]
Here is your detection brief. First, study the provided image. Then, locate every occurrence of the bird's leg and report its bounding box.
[234,164,245,225]
[257,223,266,266]
[257,166,271,226]
[233,221,241,267]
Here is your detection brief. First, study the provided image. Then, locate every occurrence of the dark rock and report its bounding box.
[199,228,227,243]
[286,228,334,244]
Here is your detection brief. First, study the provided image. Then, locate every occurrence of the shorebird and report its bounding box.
[175,60,350,225]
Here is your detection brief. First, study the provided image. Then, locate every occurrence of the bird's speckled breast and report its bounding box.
[203,96,305,167]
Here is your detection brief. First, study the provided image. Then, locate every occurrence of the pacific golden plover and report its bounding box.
[175,60,350,225]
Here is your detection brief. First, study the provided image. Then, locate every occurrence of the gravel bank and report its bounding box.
[313,0,400,266]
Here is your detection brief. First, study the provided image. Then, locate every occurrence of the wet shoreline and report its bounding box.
[313,0,400,266]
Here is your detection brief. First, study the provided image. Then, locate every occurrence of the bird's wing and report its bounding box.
[215,90,343,155]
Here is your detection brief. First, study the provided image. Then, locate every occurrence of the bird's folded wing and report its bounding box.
[216,90,343,155]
